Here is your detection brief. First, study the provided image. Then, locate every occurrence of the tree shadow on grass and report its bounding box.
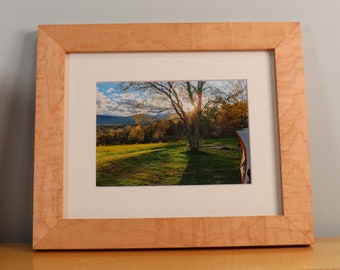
[179,150,242,185]
[97,141,242,186]
[97,143,187,186]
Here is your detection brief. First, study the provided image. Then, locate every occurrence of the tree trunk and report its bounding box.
[188,85,203,152]
[182,115,200,152]
[184,110,201,152]
[188,133,200,152]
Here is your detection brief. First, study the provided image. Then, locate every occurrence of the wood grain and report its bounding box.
[33,28,65,247]
[39,22,299,52]
[275,25,313,242]
[33,22,313,249]
[33,216,311,250]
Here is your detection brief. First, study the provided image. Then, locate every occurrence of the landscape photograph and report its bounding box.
[96,79,250,186]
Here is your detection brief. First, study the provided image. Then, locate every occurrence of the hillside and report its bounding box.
[96,115,135,125]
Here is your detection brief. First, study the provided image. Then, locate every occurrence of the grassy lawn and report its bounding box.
[96,137,242,186]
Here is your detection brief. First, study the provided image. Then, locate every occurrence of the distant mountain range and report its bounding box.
[96,115,136,125]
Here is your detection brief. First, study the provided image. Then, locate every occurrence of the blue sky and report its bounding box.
[96,80,247,117]
[97,81,187,117]
[96,82,147,116]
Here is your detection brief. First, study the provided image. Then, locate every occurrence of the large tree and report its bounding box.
[120,80,246,152]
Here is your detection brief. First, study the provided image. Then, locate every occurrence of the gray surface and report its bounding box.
[1,0,339,243]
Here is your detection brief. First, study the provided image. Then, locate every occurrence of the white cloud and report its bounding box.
[96,89,150,116]
[96,91,116,115]
[106,87,114,93]
[119,92,136,100]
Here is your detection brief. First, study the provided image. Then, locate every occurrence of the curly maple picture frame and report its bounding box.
[33,22,313,249]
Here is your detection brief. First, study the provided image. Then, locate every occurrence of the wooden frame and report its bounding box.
[33,22,313,249]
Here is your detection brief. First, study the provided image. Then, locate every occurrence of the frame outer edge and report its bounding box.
[33,22,313,249]
[38,22,299,52]
[33,27,66,248]
[274,24,314,244]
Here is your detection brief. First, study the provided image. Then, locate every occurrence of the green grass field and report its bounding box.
[96,137,242,186]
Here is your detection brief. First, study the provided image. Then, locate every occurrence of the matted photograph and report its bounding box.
[96,79,251,186]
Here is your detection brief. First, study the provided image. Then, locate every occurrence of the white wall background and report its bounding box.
[0,0,339,243]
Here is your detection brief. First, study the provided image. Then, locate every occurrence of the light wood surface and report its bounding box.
[34,22,313,249]
[2,238,340,269]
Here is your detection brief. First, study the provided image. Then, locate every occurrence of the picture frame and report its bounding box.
[33,22,313,249]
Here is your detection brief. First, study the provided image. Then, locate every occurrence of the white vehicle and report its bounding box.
[236,128,251,184]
